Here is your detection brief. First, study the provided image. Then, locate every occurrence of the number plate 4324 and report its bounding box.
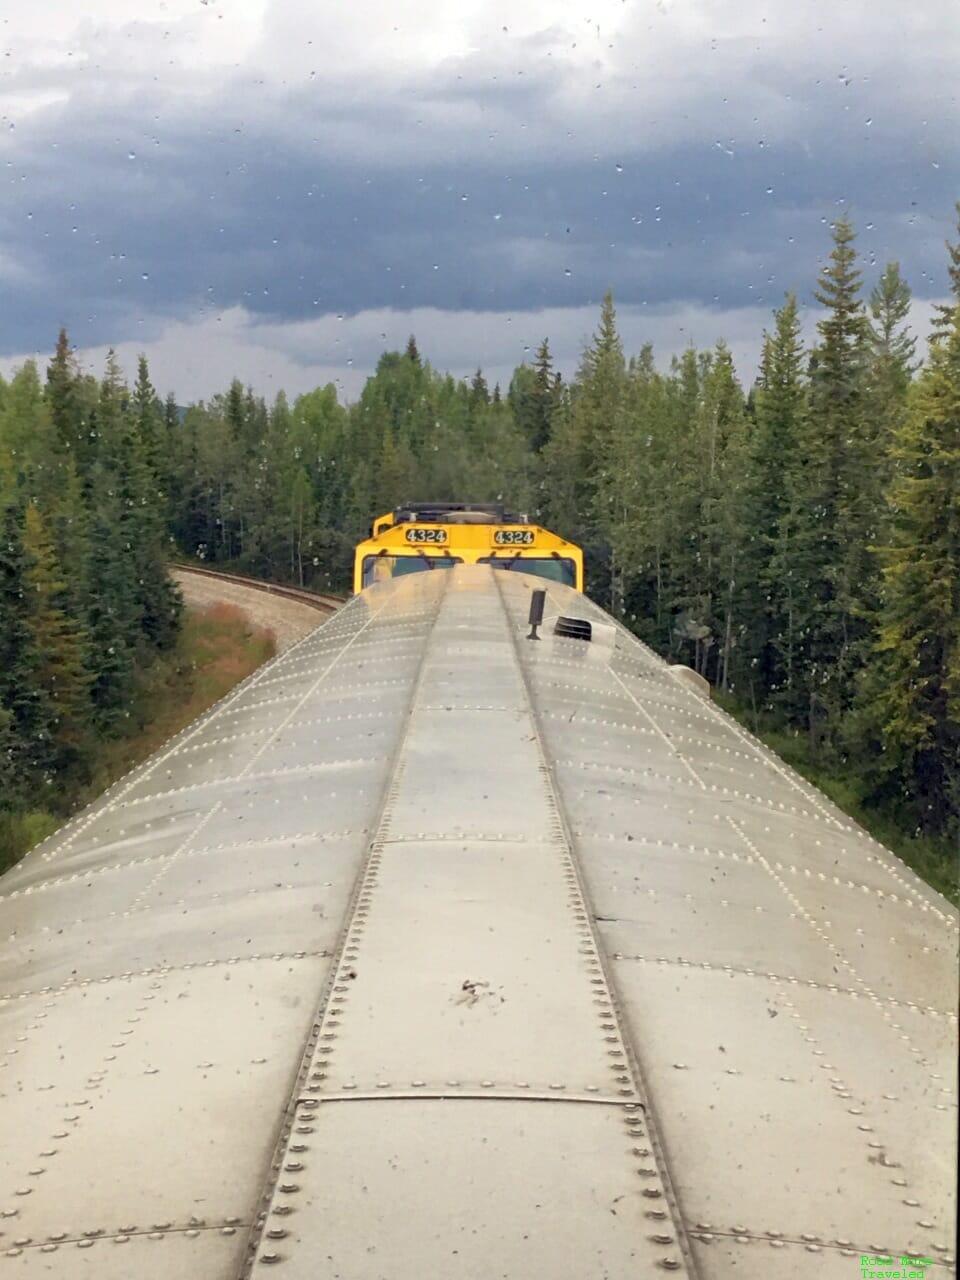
[405,527,448,544]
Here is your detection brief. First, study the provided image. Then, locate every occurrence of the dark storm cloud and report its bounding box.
[1,47,956,358]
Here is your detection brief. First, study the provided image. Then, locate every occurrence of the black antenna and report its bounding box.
[527,588,546,640]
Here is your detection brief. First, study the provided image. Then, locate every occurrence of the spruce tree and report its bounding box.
[85,352,140,718]
[865,262,917,508]
[745,293,807,709]
[470,368,490,406]
[21,502,92,770]
[868,263,916,382]
[576,291,627,608]
[50,459,95,667]
[699,343,750,689]
[46,330,99,478]
[46,329,80,452]
[0,362,56,499]
[133,355,167,503]
[0,505,53,792]
[930,201,960,345]
[528,339,556,453]
[289,467,315,586]
[614,347,687,650]
[794,217,871,748]
[859,303,960,837]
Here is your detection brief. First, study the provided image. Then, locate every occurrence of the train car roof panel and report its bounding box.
[1,565,955,1277]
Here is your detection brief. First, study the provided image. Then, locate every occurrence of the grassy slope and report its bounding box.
[0,603,276,875]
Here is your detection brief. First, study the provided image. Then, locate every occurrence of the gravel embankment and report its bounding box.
[171,569,328,653]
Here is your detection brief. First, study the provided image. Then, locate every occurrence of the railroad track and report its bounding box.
[171,562,346,613]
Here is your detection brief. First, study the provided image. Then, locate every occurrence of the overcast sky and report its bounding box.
[1,0,957,402]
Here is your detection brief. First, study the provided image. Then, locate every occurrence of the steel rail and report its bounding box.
[170,562,346,612]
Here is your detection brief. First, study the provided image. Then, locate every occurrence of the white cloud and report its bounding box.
[0,0,267,121]
[2,295,947,408]
[1,0,954,366]
[4,0,957,158]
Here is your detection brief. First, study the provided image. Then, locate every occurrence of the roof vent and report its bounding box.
[554,616,592,642]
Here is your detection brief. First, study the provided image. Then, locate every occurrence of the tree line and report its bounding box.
[1,209,957,870]
[0,339,180,827]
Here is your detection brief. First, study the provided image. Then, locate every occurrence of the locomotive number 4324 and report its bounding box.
[493,529,535,545]
[405,527,448,544]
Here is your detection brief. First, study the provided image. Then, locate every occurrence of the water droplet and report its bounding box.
[141,272,149,280]
[865,118,873,126]
[564,268,572,276]
[127,150,136,160]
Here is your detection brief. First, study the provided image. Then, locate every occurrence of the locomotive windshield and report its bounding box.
[477,556,577,588]
[361,553,462,588]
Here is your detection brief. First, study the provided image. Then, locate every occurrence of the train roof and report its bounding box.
[1,566,956,1277]
[389,502,528,524]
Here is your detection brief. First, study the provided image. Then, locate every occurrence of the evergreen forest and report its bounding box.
[1,215,958,893]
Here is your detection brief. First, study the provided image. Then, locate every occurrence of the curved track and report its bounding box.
[171,565,342,654]
[171,563,344,614]
[0,568,956,1278]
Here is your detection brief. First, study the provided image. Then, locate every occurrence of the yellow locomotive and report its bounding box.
[353,502,584,594]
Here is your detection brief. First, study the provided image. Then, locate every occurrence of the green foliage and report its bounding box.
[855,304,960,841]
[0,809,60,876]
[791,218,873,740]
[0,503,52,797]
[0,604,275,874]
[509,339,557,454]
[22,501,92,766]
[743,292,808,708]
[0,336,182,853]
[930,201,960,345]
